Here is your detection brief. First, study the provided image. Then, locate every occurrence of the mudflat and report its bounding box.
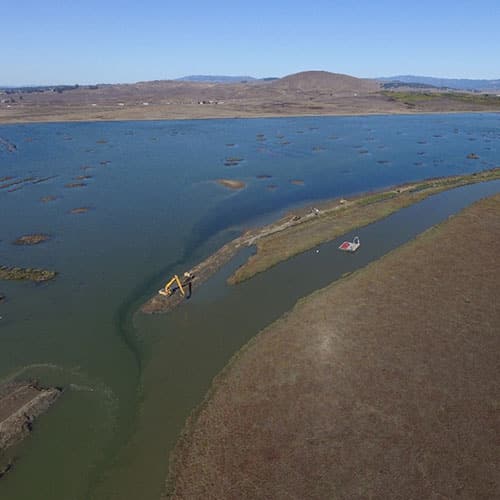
[167,193,500,499]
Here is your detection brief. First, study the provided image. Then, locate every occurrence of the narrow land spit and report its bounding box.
[142,168,500,314]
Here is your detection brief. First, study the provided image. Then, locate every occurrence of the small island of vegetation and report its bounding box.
[216,179,246,190]
[224,157,244,166]
[0,265,57,282]
[12,233,50,245]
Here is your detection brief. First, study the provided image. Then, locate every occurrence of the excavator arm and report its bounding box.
[159,275,185,296]
[158,272,193,297]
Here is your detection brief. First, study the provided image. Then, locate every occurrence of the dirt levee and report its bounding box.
[143,168,500,315]
[0,381,62,454]
[167,194,500,499]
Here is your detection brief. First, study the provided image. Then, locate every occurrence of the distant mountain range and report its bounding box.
[378,75,500,92]
[3,72,500,93]
[175,74,500,91]
[176,74,500,92]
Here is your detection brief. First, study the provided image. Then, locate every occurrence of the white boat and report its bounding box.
[338,236,360,252]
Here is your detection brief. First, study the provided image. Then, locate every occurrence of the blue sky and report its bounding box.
[3,0,499,85]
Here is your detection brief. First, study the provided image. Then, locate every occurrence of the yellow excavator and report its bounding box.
[158,272,193,297]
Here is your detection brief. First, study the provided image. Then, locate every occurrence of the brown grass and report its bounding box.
[166,193,500,499]
[3,71,499,125]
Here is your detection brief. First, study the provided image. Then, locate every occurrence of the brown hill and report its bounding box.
[3,70,498,124]
[272,70,379,93]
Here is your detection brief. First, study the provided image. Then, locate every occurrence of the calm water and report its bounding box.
[0,114,499,499]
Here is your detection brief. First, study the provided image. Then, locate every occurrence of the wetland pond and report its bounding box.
[0,114,499,499]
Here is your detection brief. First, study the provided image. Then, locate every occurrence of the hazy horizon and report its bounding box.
[2,71,500,89]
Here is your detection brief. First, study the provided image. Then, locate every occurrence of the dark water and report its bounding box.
[0,114,499,499]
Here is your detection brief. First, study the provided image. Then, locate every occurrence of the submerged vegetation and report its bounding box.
[0,175,57,192]
[40,195,57,203]
[224,157,244,166]
[69,206,91,214]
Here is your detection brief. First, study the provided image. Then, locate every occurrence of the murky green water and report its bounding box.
[0,114,499,499]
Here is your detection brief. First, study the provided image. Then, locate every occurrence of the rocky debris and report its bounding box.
[0,381,62,454]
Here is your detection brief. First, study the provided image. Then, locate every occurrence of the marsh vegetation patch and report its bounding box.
[0,265,57,282]
[12,233,51,246]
